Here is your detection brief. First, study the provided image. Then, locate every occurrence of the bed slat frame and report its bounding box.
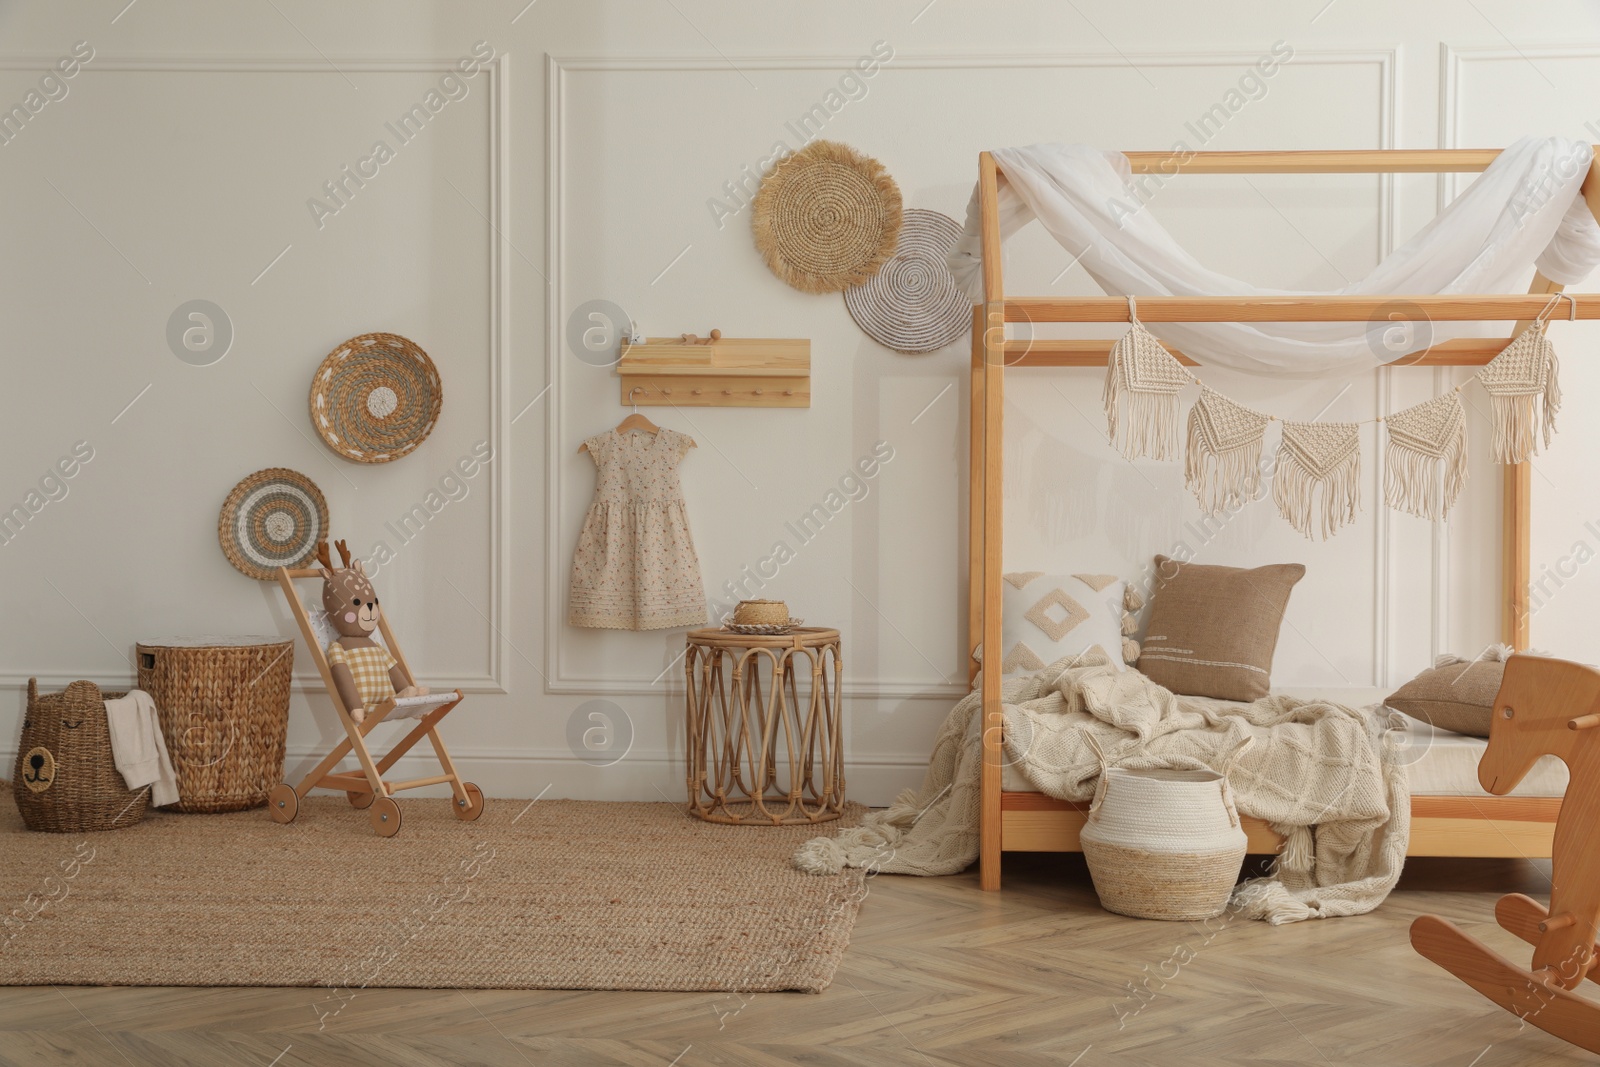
[970,146,1600,890]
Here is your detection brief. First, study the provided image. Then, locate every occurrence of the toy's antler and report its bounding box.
[335,540,353,568]
[315,540,333,570]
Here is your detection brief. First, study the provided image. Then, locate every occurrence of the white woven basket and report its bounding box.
[1080,745,1250,921]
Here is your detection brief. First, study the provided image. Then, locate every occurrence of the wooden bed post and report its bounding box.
[1506,152,1600,645]
[978,152,1006,891]
[1502,462,1531,649]
[1503,272,1561,650]
[968,303,984,686]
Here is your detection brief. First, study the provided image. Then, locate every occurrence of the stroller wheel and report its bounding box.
[453,782,486,822]
[347,790,375,809]
[268,784,298,824]
[370,796,403,838]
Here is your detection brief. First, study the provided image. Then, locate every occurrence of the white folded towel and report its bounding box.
[103,690,180,807]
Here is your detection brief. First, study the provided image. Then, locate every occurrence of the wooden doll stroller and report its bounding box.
[266,550,485,837]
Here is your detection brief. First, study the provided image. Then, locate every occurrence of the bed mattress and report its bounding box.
[999,711,1569,798]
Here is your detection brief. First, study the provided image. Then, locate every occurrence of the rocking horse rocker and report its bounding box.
[1412,654,1600,1054]
[265,539,485,837]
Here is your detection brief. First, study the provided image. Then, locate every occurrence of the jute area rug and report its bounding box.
[0,791,866,992]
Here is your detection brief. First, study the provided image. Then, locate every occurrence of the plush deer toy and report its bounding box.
[317,540,427,723]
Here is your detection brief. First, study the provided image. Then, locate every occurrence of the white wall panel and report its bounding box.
[0,3,1596,804]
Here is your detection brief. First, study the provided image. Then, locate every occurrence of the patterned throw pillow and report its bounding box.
[997,572,1128,676]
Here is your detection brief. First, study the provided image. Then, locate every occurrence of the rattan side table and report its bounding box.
[684,627,844,825]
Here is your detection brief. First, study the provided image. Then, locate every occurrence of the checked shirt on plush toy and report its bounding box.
[316,539,428,723]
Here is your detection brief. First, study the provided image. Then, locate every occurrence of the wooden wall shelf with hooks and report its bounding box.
[616,337,810,408]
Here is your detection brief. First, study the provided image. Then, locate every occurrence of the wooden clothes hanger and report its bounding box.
[578,388,696,453]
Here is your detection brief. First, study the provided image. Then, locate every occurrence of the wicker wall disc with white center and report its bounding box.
[309,332,442,463]
[751,140,902,294]
[843,208,970,353]
[217,468,328,580]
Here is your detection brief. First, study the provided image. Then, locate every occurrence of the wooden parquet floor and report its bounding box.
[0,852,1588,1067]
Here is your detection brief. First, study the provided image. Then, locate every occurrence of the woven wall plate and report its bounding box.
[310,332,442,463]
[751,140,902,294]
[218,468,329,580]
[844,208,970,353]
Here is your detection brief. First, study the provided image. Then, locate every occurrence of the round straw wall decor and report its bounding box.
[310,332,442,463]
[843,208,969,353]
[217,468,329,580]
[751,140,902,294]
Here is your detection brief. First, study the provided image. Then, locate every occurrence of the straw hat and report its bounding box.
[751,140,902,294]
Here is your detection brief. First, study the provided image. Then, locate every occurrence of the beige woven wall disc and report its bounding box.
[751,140,902,294]
[309,332,442,463]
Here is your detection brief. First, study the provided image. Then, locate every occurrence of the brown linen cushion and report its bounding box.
[1385,652,1508,738]
[1135,555,1305,701]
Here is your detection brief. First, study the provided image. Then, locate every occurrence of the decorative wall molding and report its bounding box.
[1438,43,1600,201]
[0,54,512,696]
[546,49,1394,75]
[1431,42,1593,662]
[544,47,1396,698]
[0,671,511,696]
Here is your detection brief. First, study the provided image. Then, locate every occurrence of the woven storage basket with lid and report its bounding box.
[136,637,293,813]
[1079,738,1250,921]
[13,680,149,833]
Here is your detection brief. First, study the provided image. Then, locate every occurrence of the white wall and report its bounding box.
[2,1,1597,806]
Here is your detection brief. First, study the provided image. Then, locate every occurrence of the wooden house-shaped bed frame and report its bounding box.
[968,146,1600,891]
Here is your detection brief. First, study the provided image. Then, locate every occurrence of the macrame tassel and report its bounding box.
[1103,320,1192,461]
[1108,376,1182,461]
[1186,387,1269,516]
[1478,323,1561,463]
[1383,392,1468,521]
[1544,343,1562,446]
[1487,393,1537,465]
[1273,421,1361,541]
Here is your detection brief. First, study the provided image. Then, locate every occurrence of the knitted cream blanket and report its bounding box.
[794,650,1409,924]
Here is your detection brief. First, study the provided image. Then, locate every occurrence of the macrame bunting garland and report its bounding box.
[1186,387,1270,515]
[1103,319,1194,460]
[1274,421,1361,541]
[1095,293,1569,538]
[1383,391,1468,521]
[1478,321,1561,464]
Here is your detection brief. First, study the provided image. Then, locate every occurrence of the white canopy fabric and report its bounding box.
[949,137,1600,377]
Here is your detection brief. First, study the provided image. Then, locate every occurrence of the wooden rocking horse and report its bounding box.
[1412,653,1600,1054]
